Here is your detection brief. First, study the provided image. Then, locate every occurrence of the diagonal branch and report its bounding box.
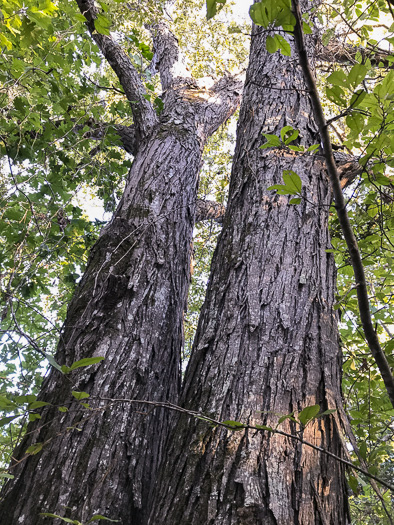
[80,122,138,155]
[75,0,158,140]
[200,73,244,137]
[148,22,193,90]
[94,396,394,493]
[195,199,226,222]
[317,38,394,68]
[292,0,394,409]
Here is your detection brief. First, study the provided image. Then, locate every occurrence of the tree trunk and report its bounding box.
[0,78,241,524]
[150,16,349,525]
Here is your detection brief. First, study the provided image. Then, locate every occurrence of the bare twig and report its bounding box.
[95,396,394,493]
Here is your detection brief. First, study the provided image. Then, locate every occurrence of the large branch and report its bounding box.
[195,199,226,222]
[333,151,363,188]
[292,0,394,409]
[80,121,138,155]
[200,73,243,137]
[148,22,193,90]
[317,38,394,68]
[75,0,158,140]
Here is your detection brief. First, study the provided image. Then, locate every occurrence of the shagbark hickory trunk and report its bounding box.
[151,11,349,525]
[0,11,241,525]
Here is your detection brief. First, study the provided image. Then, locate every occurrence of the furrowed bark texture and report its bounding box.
[0,67,241,525]
[150,13,349,525]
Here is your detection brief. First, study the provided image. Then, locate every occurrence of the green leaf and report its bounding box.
[346,113,364,136]
[302,21,312,34]
[0,415,20,427]
[298,404,320,426]
[266,35,279,54]
[319,409,337,417]
[58,406,69,413]
[349,90,366,108]
[69,356,105,371]
[0,33,13,50]
[249,3,269,27]
[94,14,111,36]
[288,145,304,152]
[206,0,226,20]
[327,70,348,89]
[29,401,50,410]
[71,391,90,401]
[254,424,274,431]
[26,442,44,455]
[307,144,320,152]
[359,441,368,460]
[289,197,301,205]
[278,412,295,424]
[348,474,359,494]
[222,420,246,430]
[0,472,14,479]
[39,514,81,524]
[276,34,291,56]
[280,126,299,144]
[282,170,302,193]
[28,413,41,422]
[348,64,367,88]
[267,184,286,191]
[0,396,17,410]
[260,133,281,149]
[280,126,294,142]
[45,353,64,373]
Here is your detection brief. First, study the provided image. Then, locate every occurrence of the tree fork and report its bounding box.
[150,1,349,522]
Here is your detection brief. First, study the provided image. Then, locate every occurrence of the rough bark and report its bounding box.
[0,13,242,525]
[150,9,349,525]
[195,198,226,222]
[316,38,394,68]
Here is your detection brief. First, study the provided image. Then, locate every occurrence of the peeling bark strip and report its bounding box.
[292,0,394,409]
[150,3,349,524]
[0,7,242,524]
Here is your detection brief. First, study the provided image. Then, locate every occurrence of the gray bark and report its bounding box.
[150,10,349,525]
[0,10,242,525]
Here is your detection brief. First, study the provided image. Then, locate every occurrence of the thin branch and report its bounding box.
[95,396,394,493]
[75,0,158,139]
[83,73,125,95]
[292,0,394,409]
